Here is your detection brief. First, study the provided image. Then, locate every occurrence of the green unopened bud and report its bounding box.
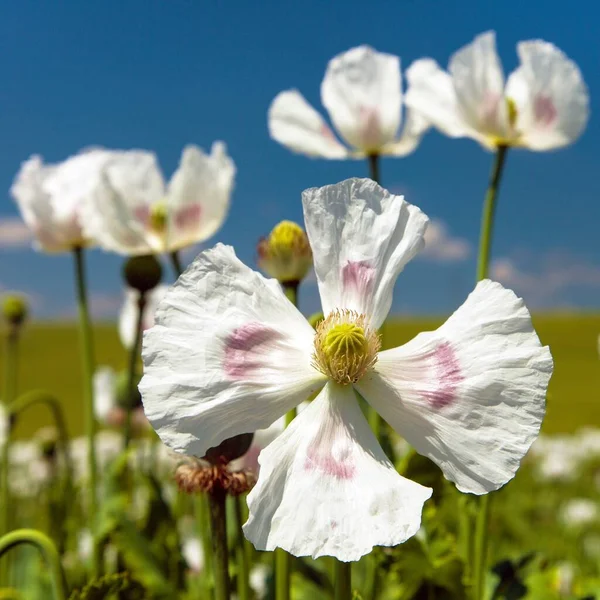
[123,255,162,294]
[2,294,28,326]
[257,221,312,284]
[115,370,142,410]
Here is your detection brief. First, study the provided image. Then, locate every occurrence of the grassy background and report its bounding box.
[2,314,599,439]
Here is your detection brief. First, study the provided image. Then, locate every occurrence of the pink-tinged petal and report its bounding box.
[357,280,552,495]
[268,90,349,159]
[140,244,326,459]
[224,323,284,380]
[321,46,402,153]
[506,40,589,150]
[244,383,431,561]
[302,178,428,329]
[175,204,202,231]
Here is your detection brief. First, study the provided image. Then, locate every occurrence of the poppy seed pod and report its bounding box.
[123,255,162,294]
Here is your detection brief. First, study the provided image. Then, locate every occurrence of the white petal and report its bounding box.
[119,285,168,349]
[382,107,429,157]
[268,90,349,159]
[356,280,553,495]
[10,156,68,252]
[243,383,431,561]
[302,178,428,328]
[93,367,116,423]
[82,151,165,255]
[321,46,402,153]
[449,31,509,142]
[166,143,235,251]
[405,59,476,140]
[506,41,589,150]
[139,244,326,458]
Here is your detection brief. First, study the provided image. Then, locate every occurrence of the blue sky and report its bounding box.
[0,0,598,319]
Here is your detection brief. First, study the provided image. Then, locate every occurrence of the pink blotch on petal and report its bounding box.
[134,205,150,226]
[319,123,339,144]
[224,322,282,380]
[175,204,202,231]
[423,341,463,409]
[359,106,382,149]
[342,260,376,300]
[304,444,356,480]
[533,96,557,128]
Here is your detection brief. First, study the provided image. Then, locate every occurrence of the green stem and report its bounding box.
[170,250,183,278]
[0,529,67,600]
[123,293,146,449]
[209,489,230,600]
[472,145,509,600]
[367,153,380,185]
[334,560,351,600]
[234,496,250,600]
[195,495,213,597]
[1,324,19,586]
[72,246,101,576]
[476,145,508,281]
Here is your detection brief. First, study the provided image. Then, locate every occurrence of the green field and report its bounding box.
[3,314,600,439]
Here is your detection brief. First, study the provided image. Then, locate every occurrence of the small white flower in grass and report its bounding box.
[405,31,589,151]
[10,150,116,252]
[140,178,552,562]
[83,143,235,255]
[182,537,204,572]
[269,46,428,159]
[561,498,598,527]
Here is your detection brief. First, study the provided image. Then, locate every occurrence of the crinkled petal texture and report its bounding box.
[303,178,428,329]
[166,142,235,251]
[82,151,165,255]
[268,90,349,159]
[244,383,432,561]
[322,46,402,153]
[140,244,326,458]
[356,280,553,495]
[11,156,67,252]
[505,41,589,150]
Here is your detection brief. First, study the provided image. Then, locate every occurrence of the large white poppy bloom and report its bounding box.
[10,150,115,252]
[405,31,589,151]
[140,178,552,561]
[269,46,428,159]
[83,143,235,255]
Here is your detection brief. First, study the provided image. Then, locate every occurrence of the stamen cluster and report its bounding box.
[312,309,380,384]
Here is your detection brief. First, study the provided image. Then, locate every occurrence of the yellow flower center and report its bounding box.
[269,221,309,259]
[312,310,380,384]
[149,202,168,233]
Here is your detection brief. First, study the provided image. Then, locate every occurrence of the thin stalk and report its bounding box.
[195,495,213,597]
[275,280,300,600]
[72,246,100,576]
[0,529,67,600]
[472,145,509,600]
[234,496,250,600]
[334,560,351,600]
[170,250,183,278]
[367,153,383,438]
[123,293,146,449]
[208,489,230,600]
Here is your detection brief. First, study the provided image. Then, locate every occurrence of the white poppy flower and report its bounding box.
[119,285,168,349]
[405,31,589,151]
[93,367,117,423]
[140,178,552,562]
[561,498,598,527]
[269,46,428,159]
[10,150,115,252]
[83,143,235,255]
[182,537,204,572]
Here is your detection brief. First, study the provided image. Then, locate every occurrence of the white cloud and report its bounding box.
[491,251,600,308]
[420,219,471,263]
[0,217,32,249]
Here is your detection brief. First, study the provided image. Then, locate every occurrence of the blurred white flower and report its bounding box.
[561,498,598,527]
[250,564,270,599]
[10,150,117,252]
[269,46,428,159]
[119,285,168,349]
[77,529,93,562]
[532,435,580,481]
[405,31,589,151]
[0,405,7,449]
[182,537,204,572]
[83,144,235,255]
